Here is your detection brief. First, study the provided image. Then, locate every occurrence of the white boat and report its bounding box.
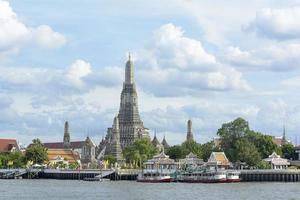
[137,173,174,183]
[226,171,240,182]
[178,169,227,183]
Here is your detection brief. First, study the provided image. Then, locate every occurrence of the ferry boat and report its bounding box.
[137,173,174,183]
[226,171,240,182]
[137,151,177,183]
[178,169,227,183]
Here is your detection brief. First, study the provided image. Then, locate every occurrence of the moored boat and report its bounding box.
[178,169,227,183]
[137,174,174,183]
[226,171,240,182]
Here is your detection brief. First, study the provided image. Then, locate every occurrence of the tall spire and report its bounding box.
[111,116,122,161]
[161,134,170,149]
[186,119,194,142]
[63,121,71,148]
[125,52,134,84]
[282,123,286,145]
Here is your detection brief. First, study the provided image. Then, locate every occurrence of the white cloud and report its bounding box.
[136,23,250,96]
[0,0,66,56]
[151,23,216,70]
[66,59,92,88]
[31,25,66,49]
[245,7,300,40]
[225,44,300,71]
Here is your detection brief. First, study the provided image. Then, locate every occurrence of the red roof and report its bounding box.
[43,141,85,149]
[0,139,18,153]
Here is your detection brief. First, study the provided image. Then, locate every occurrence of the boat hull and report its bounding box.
[137,178,174,183]
[226,178,240,183]
[178,178,227,183]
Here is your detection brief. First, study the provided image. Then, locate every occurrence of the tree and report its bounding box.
[216,117,277,166]
[181,140,202,158]
[0,154,8,168]
[236,139,261,167]
[123,139,157,168]
[201,141,220,161]
[217,117,250,162]
[8,152,26,168]
[281,144,295,160]
[103,155,117,168]
[25,139,48,164]
[69,162,79,170]
[256,160,271,169]
[246,131,278,159]
[166,145,186,160]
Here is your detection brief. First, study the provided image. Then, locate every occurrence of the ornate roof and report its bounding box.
[179,152,204,165]
[161,136,170,149]
[264,152,290,166]
[151,134,161,146]
[207,152,230,166]
[186,152,197,159]
[47,149,80,164]
[144,151,175,165]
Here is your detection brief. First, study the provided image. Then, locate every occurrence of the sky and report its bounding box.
[1,0,300,146]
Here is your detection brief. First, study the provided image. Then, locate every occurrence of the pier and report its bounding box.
[240,170,300,182]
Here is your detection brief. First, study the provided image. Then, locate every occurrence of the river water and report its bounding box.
[1,179,300,200]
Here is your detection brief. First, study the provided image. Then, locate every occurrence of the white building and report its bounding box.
[264,152,290,170]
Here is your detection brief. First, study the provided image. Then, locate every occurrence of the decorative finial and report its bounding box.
[128,52,131,61]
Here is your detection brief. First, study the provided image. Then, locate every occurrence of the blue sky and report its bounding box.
[1,0,300,146]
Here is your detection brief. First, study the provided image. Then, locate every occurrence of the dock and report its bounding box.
[3,169,300,182]
[240,170,300,182]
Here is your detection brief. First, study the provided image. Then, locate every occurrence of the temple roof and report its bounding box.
[264,152,290,165]
[47,149,80,164]
[161,136,170,149]
[144,151,175,165]
[43,141,85,149]
[0,139,18,153]
[207,152,230,166]
[186,152,197,159]
[151,134,161,146]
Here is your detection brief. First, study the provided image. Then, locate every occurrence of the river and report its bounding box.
[0,179,300,200]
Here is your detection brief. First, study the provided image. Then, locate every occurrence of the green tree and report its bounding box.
[217,117,250,162]
[0,153,8,168]
[201,141,220,161]
[236,139,261,167]
[246,131,277,159]
[181,140,202,158]
[256,160,271,169]
[25,139,48,164]
[103,155,117,168]
[216,117,278,167]
[166,145,186,160]
[123,138,157,168]
[8,152,26,168]
[281,143,295,160]
[69,162,79,170]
